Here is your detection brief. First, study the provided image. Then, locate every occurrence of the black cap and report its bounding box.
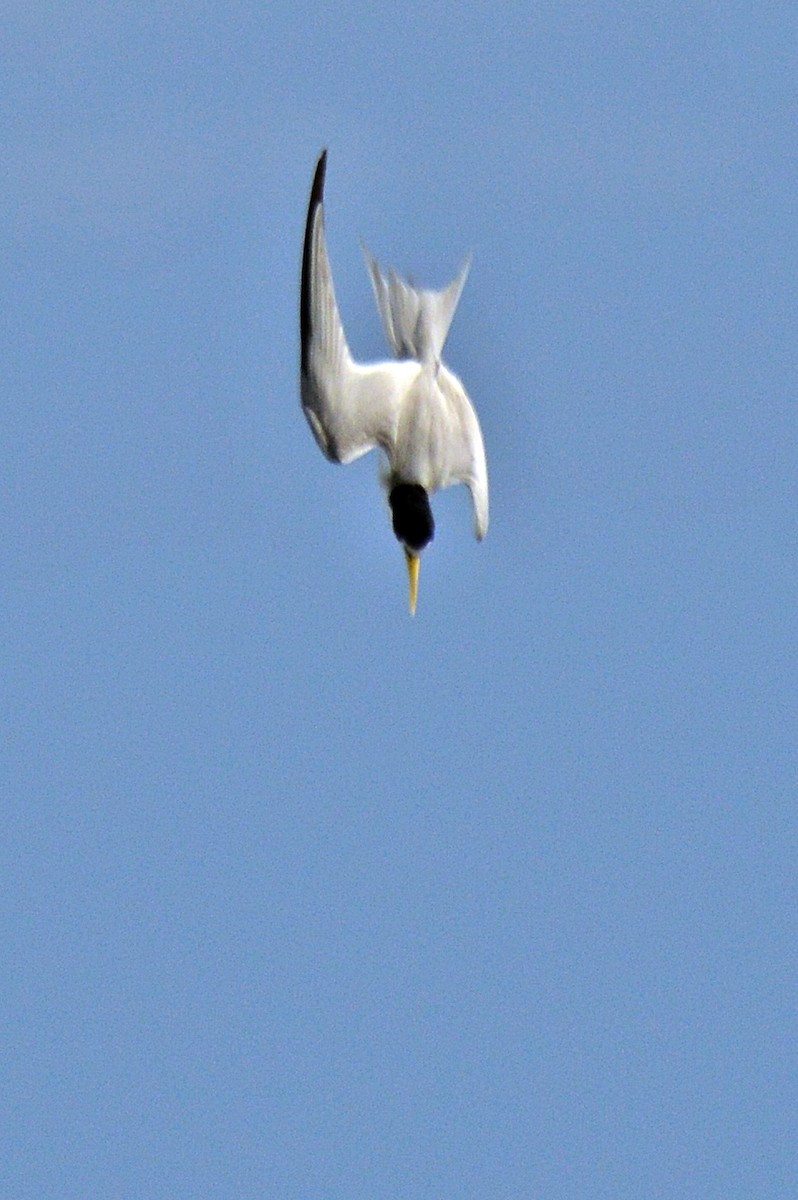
[389,484,435,551]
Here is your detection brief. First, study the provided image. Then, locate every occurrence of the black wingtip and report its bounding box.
[300,149,328,375]
[310,148,327,207]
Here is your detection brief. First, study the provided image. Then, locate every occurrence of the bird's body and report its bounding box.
[299,149,488,612]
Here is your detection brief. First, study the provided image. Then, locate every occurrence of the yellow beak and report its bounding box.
[404,549,421,615]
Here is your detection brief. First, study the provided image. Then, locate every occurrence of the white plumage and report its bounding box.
[299,150,488,611]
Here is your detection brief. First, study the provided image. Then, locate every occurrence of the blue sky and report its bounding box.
[2,3,796,1197]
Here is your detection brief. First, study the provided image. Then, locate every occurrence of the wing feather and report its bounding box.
[435,368,489,540]
[300,151,416,464]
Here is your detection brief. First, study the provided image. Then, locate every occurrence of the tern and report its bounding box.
[299,149,488,614]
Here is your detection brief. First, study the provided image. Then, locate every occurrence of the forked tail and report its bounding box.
[362,245,471,367]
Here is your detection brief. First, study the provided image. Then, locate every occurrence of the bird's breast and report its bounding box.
[391,370,462,493]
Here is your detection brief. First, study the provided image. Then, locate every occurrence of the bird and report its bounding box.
[299,149,488,614]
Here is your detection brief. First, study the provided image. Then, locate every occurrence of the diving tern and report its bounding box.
[300,149,488,613]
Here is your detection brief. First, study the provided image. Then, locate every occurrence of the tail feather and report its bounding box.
[362,245,471,366]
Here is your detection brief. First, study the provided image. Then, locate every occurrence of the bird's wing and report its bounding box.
[300,151,418,465]
[362,246,471,367]
[436,368,489,541]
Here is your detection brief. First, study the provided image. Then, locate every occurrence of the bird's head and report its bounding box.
[388,483,435,615]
